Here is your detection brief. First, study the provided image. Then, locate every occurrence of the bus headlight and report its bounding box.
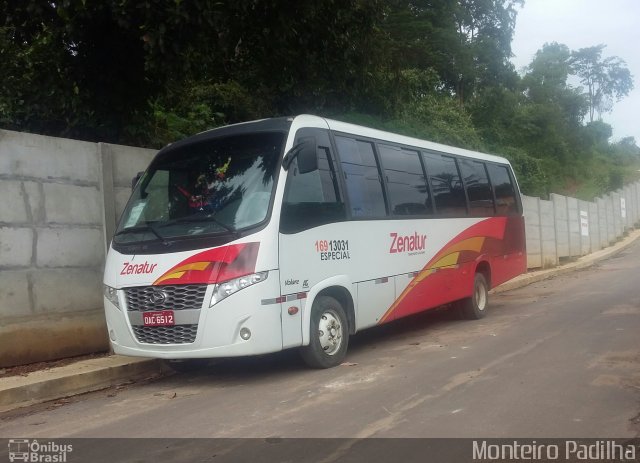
[103,284,120,310]
[210,271,268,306]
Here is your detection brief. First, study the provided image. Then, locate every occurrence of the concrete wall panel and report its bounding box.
[22,181,44,224]
[0,271,32,317]
[43,183,102,225]
[0,181,29,223]
[36,228,104,267]
[551,194,569,258]
[606,196,615,244]
[106,143,156,188]
[32,268,103,314]
[0,130,99,182]
[631,184,639,226]
[612,192,623,239]
[636,183,640,226]
[578,200,591,255]
[522,195,541,268]
[623,187,631,229]
[0,227,33,267]
[588,202,600,253]
[567,197,580,256]
[539,199,557,268]
[596,198,608,248]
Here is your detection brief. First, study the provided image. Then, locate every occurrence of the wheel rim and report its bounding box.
[475,280,487,311]
[317,309,343,356]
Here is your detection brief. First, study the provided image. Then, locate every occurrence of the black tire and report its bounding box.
[164,359,209,373]
[300,296,349,369]
[457,273,489,320]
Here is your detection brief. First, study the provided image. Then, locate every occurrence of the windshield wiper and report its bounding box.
[113,222,167,242]
[159,214,238,236]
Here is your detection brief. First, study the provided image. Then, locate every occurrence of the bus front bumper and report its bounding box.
[103,286,285,359]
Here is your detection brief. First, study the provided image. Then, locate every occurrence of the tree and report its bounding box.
[523,43,571,99]
[1,0,390,144]
[614,136,640,157]
[450,0,522,105]
[521,42,588,124]
[0,0,214,141]
[570,45,634,123]
[381,0,521,108]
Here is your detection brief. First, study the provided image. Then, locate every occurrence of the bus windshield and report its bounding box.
[114,131,284,244]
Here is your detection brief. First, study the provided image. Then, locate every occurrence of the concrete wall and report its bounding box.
[0,130,155,367]
[523,180,640,269]
[1,129,640,365]
[550,194,569,259]
[522,196,541,269]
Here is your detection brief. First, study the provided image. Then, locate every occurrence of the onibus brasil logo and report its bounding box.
[8,439,72,462]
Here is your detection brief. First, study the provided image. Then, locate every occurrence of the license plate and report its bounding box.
[143,310,175,326]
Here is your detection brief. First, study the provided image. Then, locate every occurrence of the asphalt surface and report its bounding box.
[1,242,639,440]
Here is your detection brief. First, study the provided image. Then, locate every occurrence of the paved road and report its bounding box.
[1,243,640,439]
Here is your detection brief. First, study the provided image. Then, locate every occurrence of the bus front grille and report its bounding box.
[132,324,198,344]
[124,285,207,312]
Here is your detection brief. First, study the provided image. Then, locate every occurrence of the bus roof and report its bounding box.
[159,117,294,154]
[297,114,512,166]
[162,114,512,166]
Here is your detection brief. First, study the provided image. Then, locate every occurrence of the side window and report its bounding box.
[459,159,495,217]
[335,136,387,218]
[487,164,519,216]
[422,152,467,216]
[378,144,432,216]
[280,129,346,234]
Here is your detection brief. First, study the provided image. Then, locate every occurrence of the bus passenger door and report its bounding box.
[278,127,347,348]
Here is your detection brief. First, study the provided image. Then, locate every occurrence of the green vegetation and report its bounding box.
[1,1,638,199]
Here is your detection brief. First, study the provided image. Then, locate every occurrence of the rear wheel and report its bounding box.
[300,296,349,369]
[457,273,489,320]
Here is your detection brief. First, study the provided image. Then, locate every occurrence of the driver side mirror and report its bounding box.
[131,171,144,190]
[283,137,318,174]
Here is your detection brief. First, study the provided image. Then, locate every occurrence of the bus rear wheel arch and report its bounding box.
[300,295,349,368]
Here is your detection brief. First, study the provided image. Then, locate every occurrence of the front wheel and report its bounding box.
[300,296,349,369]
[457,273,489,320]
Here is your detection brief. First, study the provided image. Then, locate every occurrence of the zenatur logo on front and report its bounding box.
[120,261,157,275]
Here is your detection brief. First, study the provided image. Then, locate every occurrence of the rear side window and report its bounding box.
[487,164,519,216]
[378,144,432,216]
[422,152,467,216]
[459,159,495,217]
[335,136,387,218]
